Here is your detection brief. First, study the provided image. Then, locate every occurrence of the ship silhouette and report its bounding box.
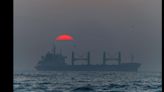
[35,46,141,71]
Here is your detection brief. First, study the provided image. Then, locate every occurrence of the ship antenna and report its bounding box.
[53,44,56,55]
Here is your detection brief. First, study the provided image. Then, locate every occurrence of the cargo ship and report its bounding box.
[35,46,141,71]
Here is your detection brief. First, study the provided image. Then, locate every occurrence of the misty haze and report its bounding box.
[14,0,161,72]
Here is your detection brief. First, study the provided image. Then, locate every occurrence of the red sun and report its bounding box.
[55,34,74,41]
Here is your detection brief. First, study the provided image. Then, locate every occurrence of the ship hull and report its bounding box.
[35,63,141,72]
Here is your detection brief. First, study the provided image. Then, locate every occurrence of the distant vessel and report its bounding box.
[35,46,141,71]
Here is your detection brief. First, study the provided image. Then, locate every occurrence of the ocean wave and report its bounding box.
[14,71,162,92]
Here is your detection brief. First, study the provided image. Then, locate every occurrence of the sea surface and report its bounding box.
[14,71,162,92]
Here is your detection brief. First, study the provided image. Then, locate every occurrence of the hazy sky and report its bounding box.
[14,0,161,72]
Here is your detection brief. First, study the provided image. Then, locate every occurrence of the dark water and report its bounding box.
[14,71,162,92]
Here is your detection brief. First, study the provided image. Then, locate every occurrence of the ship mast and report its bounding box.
[71,51,91,65]
[118,51,121,64]
[87,52,90,65]
[102,51,121,65]
[102,51,106,65]
[52,44,56,55]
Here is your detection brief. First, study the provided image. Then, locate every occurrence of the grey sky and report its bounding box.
[14,0,161,72]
